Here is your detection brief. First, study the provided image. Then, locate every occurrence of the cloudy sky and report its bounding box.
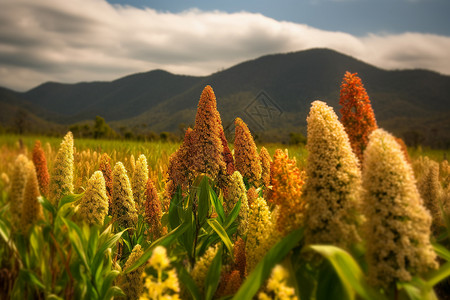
[1,0,449,91]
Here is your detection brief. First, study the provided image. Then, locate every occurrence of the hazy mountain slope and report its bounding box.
[2,48,450,145]
[22,70,203,122]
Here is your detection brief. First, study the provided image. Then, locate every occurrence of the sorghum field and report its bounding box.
[1,73,450,300]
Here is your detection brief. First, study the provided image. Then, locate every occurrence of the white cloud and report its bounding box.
[0,0,449,91]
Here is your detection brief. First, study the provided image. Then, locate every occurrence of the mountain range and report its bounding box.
[1,48,450,147]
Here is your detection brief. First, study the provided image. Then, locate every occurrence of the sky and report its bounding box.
[1,0,450,91]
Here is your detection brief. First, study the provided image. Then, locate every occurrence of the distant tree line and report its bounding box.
[69,116,180,142]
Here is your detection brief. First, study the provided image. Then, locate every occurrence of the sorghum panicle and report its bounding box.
[112,162,138,230]
[49,132,74,207]
[10,154,30,225]
[304,101,362,250]
[362,129,437,288]
[339,72,377,161]
[234,117,262,186]
[21,162,42,233]
[224,171,249,236]
[32,140,50,197]
[132,154,149,211]
[77,171,109,226]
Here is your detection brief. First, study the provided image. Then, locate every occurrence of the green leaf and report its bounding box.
[425,261,450,287]
[105,286,126,299]
[178,265,202,300]
[38,196,56,216]
[169,186,183,230]
[316,261,348,300]
[0,218,10,243]
[210,189,225,225]
[206,219,233,258]
[432,242,450,261]
[205,245,223,300]
[398,278,437,300]
[58,193,83,211]
[19,269,45,290]
[62,218,90,272]
[92,229,126,273]
[223,199,241,230]
[308,245,385,300]
[99,270,121,299]
[198,176,211,226]
[124,222,190,274]
[232,228,304,300]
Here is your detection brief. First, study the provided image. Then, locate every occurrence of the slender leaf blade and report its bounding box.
[207,219,233,258]
[205,245,223,300]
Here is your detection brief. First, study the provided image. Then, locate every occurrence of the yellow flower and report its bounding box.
[362,129,438,288]
[304,101,362,250]
[225,171,249,236]
[258,265,298,300]
[10,154,31,227]
[133,154,149,211]
[49,132,74,207]
[246,197,278,274]
[140,246,180,300]
[120,244,145,300]
[112,162,138,230]
[77,171,108,226]
[234,117,262,186]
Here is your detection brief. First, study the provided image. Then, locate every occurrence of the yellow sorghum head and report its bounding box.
[225,171,249,236]
[133,154,149,211]
[145,178,164,240]
[362,129,438,288]
[10,154,30,225]
[258,265,298,300]
[49,132,74,207]
[120,244,145,300]
[304,101,362,250]
[32,140,50,197]
[140,246,180,300]
[21,162,42,233]
[99,153,113,215]
[78,171,108,226]
[417,159,442,231]
[191,85,227,183]
[112,162,138,230]
[259,147,272,187]
[234,117,262,186]
[268,149,306,235]
[191,245,219,294]
[246,197,278,274]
